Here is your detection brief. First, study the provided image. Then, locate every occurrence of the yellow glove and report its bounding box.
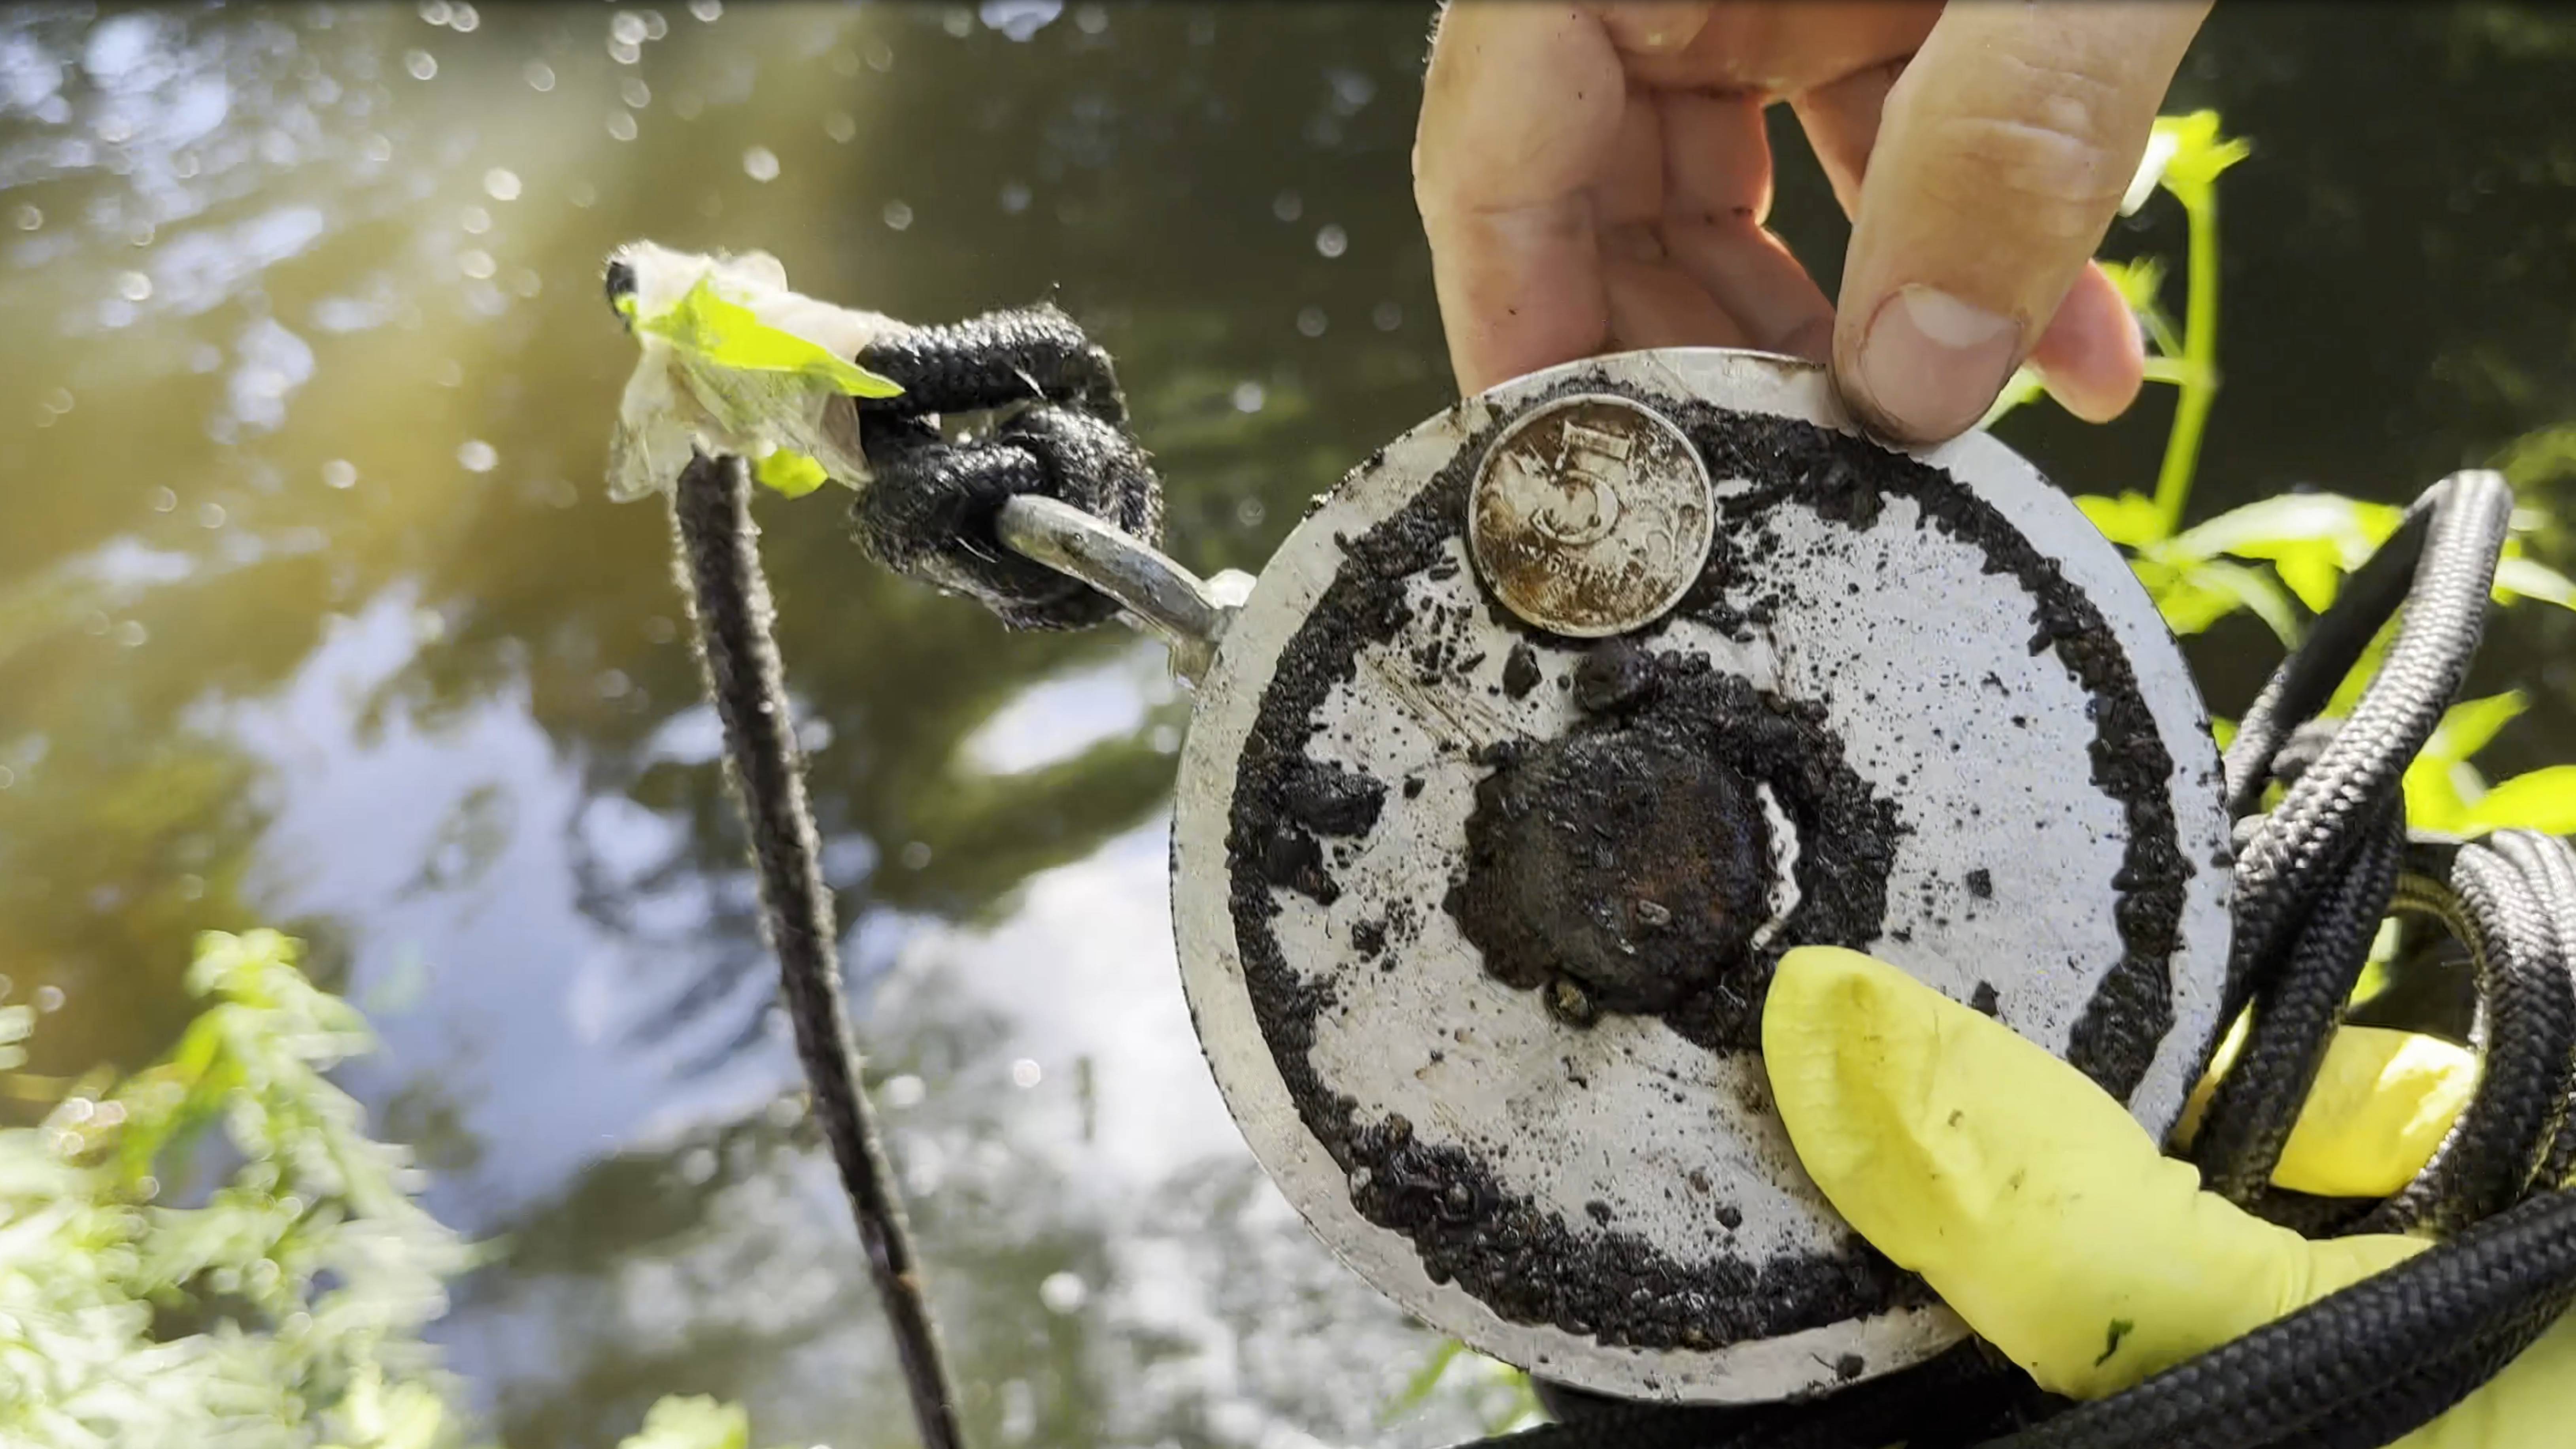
[1760,945,2576,1447]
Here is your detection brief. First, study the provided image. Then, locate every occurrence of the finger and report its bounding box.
[1416,2,1630,394]
[1656,88,1834,358]
[1832,0,2213,444]
[2174,1023,2475,1200]
[1762,947,2425,1401]
[2026,260,2147,422]
[1790,54,1905,217]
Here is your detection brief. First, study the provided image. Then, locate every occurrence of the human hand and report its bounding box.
[1761,946,2576,1447]
[1413,2,2210,445]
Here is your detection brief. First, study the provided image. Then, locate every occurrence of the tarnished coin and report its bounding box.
[1467,394,1715,637]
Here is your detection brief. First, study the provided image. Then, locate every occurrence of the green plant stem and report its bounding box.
[2153,184,2224,534]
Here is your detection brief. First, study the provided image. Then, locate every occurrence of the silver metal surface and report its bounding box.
[1468,393,1717,637]
[1166,349,2237,1404]
[991,494,1250,684]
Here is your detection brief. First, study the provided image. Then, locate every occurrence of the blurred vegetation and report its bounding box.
[1992,112,2576,835]
[0,928,778,1449]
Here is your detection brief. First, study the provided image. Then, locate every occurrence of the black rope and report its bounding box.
[847,305,1163,632]
[669,453,967,1449]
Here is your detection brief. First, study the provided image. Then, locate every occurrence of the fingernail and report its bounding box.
[1851,287,2021,443]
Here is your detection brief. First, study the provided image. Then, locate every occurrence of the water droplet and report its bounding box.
[175,875,203,902]
[1075,4,1109,34]
[83,610,109,635]
[13,204,40,231]
[1272,190,1302,222]
[1149,723,1181,754]
[568,181,598,208]
[883,1074,926,1108]
[322,460,357,490]
[419,0,450,24]
[688,0,722,20]
[458,249,495,279]
[511,268,542,298]
[608,37,640,64]
[113,620,147,647]
[742,145,779,181]
[942,8,973,38]
[882,198,913,230]
[450,2,479,32]
[1315,224,1348,258]
[150,486,177,511]
[610,12,648,44]
[1373,300,1403,331]
[999,180,1030,213]
[1297,305,1327,338]
[980,0,1064,42]
[824,111,856,143]
[643,10,669,38]
[900,841,933,869]
[678,1146,717,1184]
[597,669,631,700]
[110,269,152,302]
[0,767,13,789]
[460,204,491,234]
[1231,380,1265,413]
[483,167,521,201]
[606,110,638,141]
[1038,1271,1087,1314]
[1009,1058,1043,1088]
[620,77,651,109]
[523,60,555,91]
[34,986,63,1013]
[43,388,73,415]
[404,49,437,80]
[1237,498,1267,528]
[457,439,498,472]
[865,38,894,71]
[363,132,393,163]
[197,502,226,529]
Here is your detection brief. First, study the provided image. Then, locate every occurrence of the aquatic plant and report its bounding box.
[0,930,789,1449]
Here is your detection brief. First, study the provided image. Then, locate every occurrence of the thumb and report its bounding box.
[1831,1,2211,444]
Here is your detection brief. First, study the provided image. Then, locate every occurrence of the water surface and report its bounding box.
[1,4,2571,1446]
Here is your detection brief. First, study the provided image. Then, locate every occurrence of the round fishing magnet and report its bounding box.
[1167,349,2232,1404]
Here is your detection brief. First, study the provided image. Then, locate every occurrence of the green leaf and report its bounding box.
[1384,1338,1465,1423]
[638,276,903,398]
[1977,367,2050,430]
[2077,492,2169,548]
[2147,558,2299,644]
[2496,556,2576,611]
[2151,111,2253,207]
[621,1396,753,1449]
[752,449,830,498]
[2271,543,2342,613]
[2427,691,2529,769]
[2210,715,2237,751]
[2168,493,2402,567]
[2457,766,2576,835]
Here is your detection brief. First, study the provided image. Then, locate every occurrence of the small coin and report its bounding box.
[1468,394,1715,638]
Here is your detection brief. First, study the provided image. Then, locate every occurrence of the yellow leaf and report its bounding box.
[752,449,829,498]
[638,276,902,398]
[2077,492,2168,548]
[2458,766,2576,836]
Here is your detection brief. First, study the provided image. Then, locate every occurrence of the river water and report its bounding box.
[1,4,2571,1447]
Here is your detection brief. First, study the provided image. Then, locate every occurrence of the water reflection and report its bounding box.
[0,2,2572,1446]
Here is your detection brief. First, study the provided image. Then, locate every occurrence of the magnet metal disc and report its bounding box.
[1170,350,2233,1403]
